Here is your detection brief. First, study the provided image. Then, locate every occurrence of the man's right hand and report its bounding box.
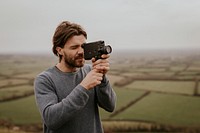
[80,69,103,90]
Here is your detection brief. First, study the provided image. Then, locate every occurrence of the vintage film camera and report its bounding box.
[82,40,112,60]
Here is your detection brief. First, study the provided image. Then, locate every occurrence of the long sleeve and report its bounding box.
[95,75,116,112]
[34,74,91,130]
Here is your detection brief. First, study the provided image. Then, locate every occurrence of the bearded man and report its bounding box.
[34,21,116,133]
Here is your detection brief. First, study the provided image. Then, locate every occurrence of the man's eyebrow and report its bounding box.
[69,44,80,48]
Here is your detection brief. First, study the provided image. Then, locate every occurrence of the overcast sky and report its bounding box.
[0,0,200,54]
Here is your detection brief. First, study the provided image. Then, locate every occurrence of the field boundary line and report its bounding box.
[0,91,34,102]
[0,83,33,90]
[109,91,151,118]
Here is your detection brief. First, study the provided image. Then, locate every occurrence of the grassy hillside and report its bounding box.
[1,50,200,132]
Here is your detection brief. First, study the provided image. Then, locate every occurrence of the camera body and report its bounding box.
[82,40,112,60]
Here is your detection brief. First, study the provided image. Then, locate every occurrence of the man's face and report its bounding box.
[60,35,86,69]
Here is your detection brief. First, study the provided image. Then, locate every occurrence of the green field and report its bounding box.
[1,50,200,132]
[0,85,33,101]
[113,92,200,126]
[126,81,195,95]
[0,96,41,125]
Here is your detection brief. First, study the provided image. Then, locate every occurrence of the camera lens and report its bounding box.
[105,45,112,54]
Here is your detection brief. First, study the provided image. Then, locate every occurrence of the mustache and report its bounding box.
[75,53,84,59]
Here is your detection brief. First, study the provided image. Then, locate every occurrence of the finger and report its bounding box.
[101,54,110,59]
[95,80,102,85]
[92,68,103,75]
[96,76,103,81]
[103,66,110,71]
[94,62,109,69]
[94,68,109,75]
[92,59,108,67]
[96,72,103,77]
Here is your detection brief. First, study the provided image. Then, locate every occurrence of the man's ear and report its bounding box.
[56,47,63,56]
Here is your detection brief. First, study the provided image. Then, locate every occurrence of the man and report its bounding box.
[34,21,116,133]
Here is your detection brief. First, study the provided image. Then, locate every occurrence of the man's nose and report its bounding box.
[78,46,84,54]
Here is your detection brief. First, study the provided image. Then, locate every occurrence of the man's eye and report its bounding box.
[71,46,78,49]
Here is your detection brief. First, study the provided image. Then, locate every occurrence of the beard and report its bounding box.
[63,52,85,68]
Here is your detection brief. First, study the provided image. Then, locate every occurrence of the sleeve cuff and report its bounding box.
[100,75,109,86]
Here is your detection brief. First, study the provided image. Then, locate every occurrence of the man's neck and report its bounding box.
[56,62,77,73]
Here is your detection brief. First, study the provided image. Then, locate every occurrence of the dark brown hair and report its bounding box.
[52,21,87,60]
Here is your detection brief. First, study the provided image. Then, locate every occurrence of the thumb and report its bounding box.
[91,57,96,63]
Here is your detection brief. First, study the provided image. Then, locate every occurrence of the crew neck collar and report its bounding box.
[54,66,81,75]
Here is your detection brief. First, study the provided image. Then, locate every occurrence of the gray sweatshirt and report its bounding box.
[34,64,116,133]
